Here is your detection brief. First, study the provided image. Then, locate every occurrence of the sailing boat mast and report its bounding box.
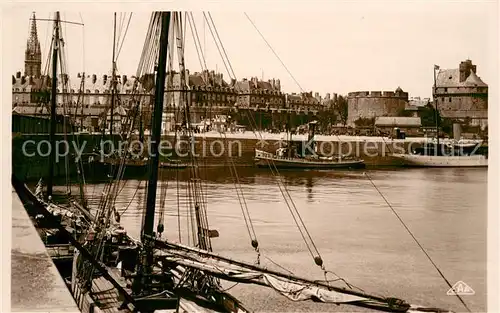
[433,64,439,146]
[143,12,171,247]
[110,12,117,137]
[47,11,61,199]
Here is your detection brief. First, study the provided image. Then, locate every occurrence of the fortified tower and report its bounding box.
[433,59,488,129]
[346,87,409,126]
[24,12,42,77]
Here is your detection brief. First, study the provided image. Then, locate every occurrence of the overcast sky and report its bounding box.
[5,1,498,98]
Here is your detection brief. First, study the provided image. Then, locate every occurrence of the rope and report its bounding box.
[120,181,141,216]
[244,13,304,93]
[115,13,132,61]
[364,171,471,312]
[200,13,326,270]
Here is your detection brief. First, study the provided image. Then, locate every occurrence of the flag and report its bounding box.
[434,64,440,70]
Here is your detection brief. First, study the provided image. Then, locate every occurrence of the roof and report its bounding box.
[375,116,421,127]
[12,74,146,94]
[408,98,429,107]
[436,69,487,87]
[464,71,487,87]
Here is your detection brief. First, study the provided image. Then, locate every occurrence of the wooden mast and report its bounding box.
[142,11,171,249]
[433,65,440,147]
[46,11,60,199]
[110,12,117,137]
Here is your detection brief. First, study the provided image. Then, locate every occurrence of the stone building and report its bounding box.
[164,70,238,124]
[12,13,338,133]
[234,77,283,109]
[12,71,152,131]
[24,12,42,77]
[374,116,422,136]
[346,87,409,126]
[433,59,488,129]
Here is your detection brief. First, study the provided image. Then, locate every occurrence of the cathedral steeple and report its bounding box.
[24,12,42,77]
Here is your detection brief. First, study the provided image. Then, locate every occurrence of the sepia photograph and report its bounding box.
[2,1,499,313]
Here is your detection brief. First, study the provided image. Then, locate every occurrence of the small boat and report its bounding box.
[255,148,365,169]
[100,156,149,168]
[255,120,365,169]
[392,142,488,167]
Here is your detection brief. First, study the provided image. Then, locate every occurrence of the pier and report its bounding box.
[11,189,79,312]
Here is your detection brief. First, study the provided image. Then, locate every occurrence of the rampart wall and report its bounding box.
[347,91,409,126]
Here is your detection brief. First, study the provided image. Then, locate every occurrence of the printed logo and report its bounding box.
[447,281,475,296]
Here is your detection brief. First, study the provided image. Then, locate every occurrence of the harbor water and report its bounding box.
[53,167,487,312]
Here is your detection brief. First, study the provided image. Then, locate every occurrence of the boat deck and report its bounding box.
[11,189,80,312]
[89,274,129,313]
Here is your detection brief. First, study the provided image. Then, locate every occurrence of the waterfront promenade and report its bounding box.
[11,190,79,312]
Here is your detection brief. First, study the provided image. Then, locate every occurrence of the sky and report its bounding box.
[5,1,498,98]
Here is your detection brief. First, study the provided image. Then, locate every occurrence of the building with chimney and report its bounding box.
[13,13,340,133]
[433,59,488,129]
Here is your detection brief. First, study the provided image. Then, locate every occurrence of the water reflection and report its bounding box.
[50,167,487,312]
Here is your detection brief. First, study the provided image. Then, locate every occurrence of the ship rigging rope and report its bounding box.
[115,13,132,62]
[244,13,304,93]
[202,13,326,268]
[197,13,322,275]
[55,21,74,196]
[201,13,370,293]
[42,13,52,75]
[198,13,261,254]
[364,171,471,313]
[187,13,208,77]
[173,13,215,253]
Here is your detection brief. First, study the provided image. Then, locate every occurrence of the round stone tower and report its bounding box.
[346,87,409,126]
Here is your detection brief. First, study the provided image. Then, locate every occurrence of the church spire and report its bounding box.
[25,12,42,77]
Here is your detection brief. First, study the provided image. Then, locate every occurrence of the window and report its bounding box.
[449,98,451,102]
[441,97,444,102]
[444,88,447,92]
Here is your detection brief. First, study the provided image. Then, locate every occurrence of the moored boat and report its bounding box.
[255,120,365,169]
[391,65,488,168]
[255,148,365,169]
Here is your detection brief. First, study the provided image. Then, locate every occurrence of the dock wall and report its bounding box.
[12,133,433,180]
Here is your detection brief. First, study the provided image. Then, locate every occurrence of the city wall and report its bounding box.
[347,91,408,125]
[12,133,426,181]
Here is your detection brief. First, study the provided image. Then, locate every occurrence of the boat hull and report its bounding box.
[85,159,149,179]
[391,153,488,167]
[255,150,365,169]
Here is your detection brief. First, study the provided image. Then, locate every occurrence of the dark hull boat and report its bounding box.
[256,120,365,170]
[85,157,149,179]
[255,149,365,169]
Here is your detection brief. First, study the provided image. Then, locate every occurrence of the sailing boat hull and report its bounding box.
[255,149,365,169]
[85,159,149,179]
[391,153,488,167]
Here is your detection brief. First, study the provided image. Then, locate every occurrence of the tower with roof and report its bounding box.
[24,12,42,77]
[433,59,488,129]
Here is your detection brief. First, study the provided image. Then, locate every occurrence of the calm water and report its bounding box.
[57,167,487,312]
